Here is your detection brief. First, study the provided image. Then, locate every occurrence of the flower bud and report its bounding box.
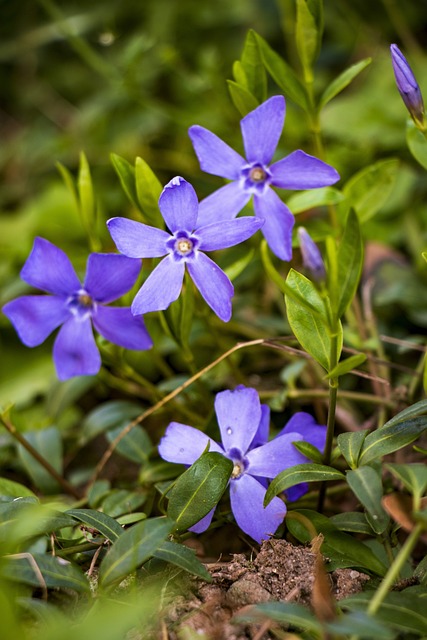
[390,44,425,128]
[297,227,326,282]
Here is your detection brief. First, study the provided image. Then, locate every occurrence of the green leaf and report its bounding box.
[0,477,36,499]
[101,489,147,519]
[295,0,323,80]
[77,151,95,230]
[135,157,163,226]
[167,451,233,531]
[56,162,79,214]
[224,247,255,281]
[237,601,322,633]
[346,467,389,534]
[265,464,344,506]
[107,425,152,464]
[326,353,366,379]
[110,153,140,211]
[66,508,124,542]
[406,119,427,170]
[337,430,368,469]
[330,512,373,535]
[81,400,143,444]
[326,610,394,639]
[240,29,267,102]
[358,417,427,465]
[99,517,174,587]
[335,209,363,318]
[232,60,247,86]
[287,186,344,213]
[386,463,427,500]
[154,540,212,581]
[384,398,427,427]
[17,427,62,494]
[227,80,259,117]
[0,553,89,592]
[254,32,308,110]
[292,441,324,464]
[319,58,372,109]
[163,276,194,348]
[341,159,399,223]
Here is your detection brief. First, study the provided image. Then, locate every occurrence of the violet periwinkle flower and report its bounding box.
[159,386,326,543]
[390,44,425,127]
[107,176,263,322]
[297,227,326,282]
[188,95,340,261]
[2,238,153,380]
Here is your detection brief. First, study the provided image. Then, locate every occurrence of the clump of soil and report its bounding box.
[164,539,370,639]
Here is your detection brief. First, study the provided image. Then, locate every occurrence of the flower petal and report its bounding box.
[92,306,153,351]
[250,404,271,449]
[84,253,142,303]
[286,483,309,502]
[196,182,251,228]
[2,295,69,346]
[240,96,285,165]
[270,150,340,189]
[107,217,169,258]
[279,412,327,453]
[188,125,245,180]
[186,252,233,322]
[159,177,199,233]
[253,190,294,261]
[198,216,263,252]
[246,432,304,479]
[158,422,224,466]
[131,256,185,315]
[53,317,100,380]
[230,474,286,543]
[214,386,261,454]
[21,237,81,296]
[189,508,215,534]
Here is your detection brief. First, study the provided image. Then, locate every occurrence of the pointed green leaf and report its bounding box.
[295,0,323,80]
[227,80,259,116]
[341,159,399,223]
[110,153,140,211]
[326,353,366,379]
[359,417,427,465]
[56,162,79,214]
[240,29,267,102]
[292,440,324,464]
[167,452,233,531]
[66,508,124,542]
[0,553,89,592]
[78,151,95,227]
[287,186,344,213]
[346,467,389,534]
[135,157,163,226]
[154,541,212,581]
[330,512,373,535]
[337,430,368,469]
[99,517,174,587]
[100,489,147,519]
[319,58,372,109]
[342,591,427,635]
[265,463,344,506]
[406,119,427,170]
[232,60,247,87]
[107,425,152,464]
[386,463,427,499]
[384,398,427,428]
[335,209,363,318]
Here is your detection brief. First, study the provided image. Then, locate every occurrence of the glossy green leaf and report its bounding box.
[237,601,321,633]
[110,153,140,211]
[240,29,267,102]
[295,0,323,79]
[0,477,36,499]
[319,58,372,109]
[330,511,373,535]
[0,553,89,593]
[254,32,308,110]
[335,209,363,318]
[66,508,123,542]
[358,417,427,465]
[287,186,344,213]
[384,398,427,428]
[326,353,366,379]
[17,427,62,494]
[154,540,211,581]
[167,451,233,531]
[292,440,324,464]
[337,430,368,469]
[346,466,389,534]
[99,517,174,587]
[232,60,247,86]
[386,463,427,500]
[265,463,344,506]
[81,400,143,444]
[135,156,163,226]
[227,80,259,116]
[107,425,152,464]
[406,119,427,170]
[100,489,147,519]
[341,159,399,223]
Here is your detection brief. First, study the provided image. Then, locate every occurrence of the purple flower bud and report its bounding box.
[390,44,425,127]
[297,227,326,282]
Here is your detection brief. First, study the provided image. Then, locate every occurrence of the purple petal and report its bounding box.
[92,306,153,351]
[2,295,69,347]
[230,474,286,543]
[214,387,261,454]
[253,190,294,261]
[158,422,224,466]
[53,317,100,380]
[250,404,271,449]
[189,508,215,534]
[131,256,185,315]
[21,237,81,296]
[186,252,233,322]
[84,253,142,303]
[196,182,251,228]
[197,216,263,252]
[159,177,199,233]
[188,125,245,180]
[279,412,327,453]
[240,96,285,165]
[286,483,309,502]
[270,150,340,189]
[107,217,169,258]
[246,432,304,479]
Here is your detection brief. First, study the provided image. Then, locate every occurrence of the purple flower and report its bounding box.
[159,386,326,543]
[107,176,263,322]
[2,237,153,381]
[297,227,326,282]
[188,96,340,261]
[390,44,425,127]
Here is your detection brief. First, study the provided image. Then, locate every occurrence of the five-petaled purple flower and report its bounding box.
[2,238,153,380]
[390,44,425,128]
[107,176,263,322]
[159,386,326,543]
[188,95,340,261]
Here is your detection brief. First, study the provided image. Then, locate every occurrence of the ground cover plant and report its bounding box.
[1,0,427,638]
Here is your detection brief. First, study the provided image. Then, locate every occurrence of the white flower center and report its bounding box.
[249,167,267,182]
[175,238,193,255]
[231,463,243,479]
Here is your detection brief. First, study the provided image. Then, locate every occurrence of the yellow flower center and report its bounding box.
[231,463,243,479]
[175,238,193,255]
[249,167,267,182]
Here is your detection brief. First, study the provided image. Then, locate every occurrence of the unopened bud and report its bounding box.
[297,227,326,282]
[390,44,425,128]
